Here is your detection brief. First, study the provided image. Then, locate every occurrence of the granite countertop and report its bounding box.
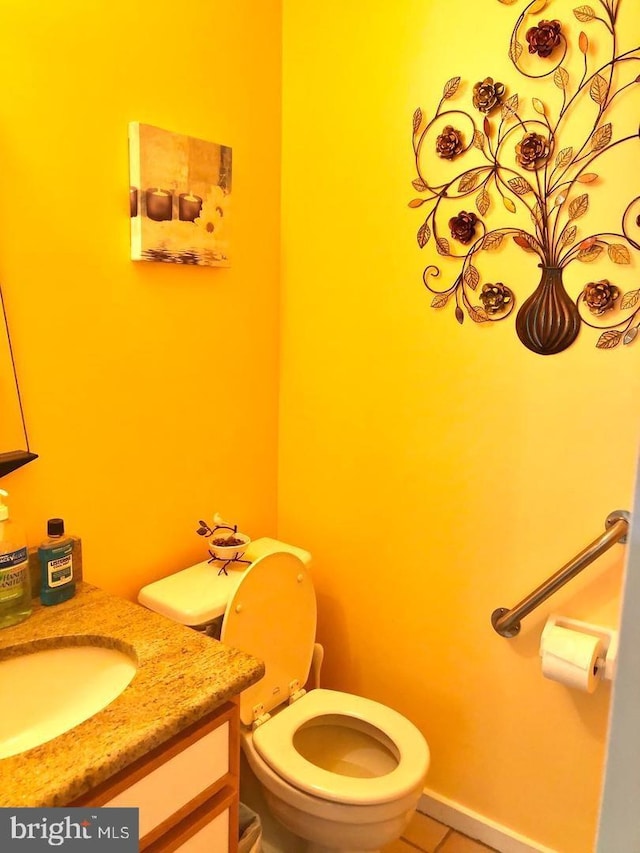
[0,582,264,807]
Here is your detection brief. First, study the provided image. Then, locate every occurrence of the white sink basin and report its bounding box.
[0,642,137,759]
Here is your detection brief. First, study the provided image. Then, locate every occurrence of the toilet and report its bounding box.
[139,538,430,853]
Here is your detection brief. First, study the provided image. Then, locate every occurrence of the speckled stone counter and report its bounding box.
[0,583,264,808]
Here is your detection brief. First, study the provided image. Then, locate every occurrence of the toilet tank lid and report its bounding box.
[138,537,312,627]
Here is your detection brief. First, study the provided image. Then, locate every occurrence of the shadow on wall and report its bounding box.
[314,591,358,690]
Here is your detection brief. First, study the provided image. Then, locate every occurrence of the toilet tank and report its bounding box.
[138,537,312,628]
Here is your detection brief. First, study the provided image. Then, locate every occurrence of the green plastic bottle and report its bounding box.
[0,488,32,629]
[38,518,76,606]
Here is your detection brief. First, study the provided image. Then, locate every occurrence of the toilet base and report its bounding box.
[241,751,386,853]
[262,785,414,852]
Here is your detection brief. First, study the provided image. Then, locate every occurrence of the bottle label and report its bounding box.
[0,547,29,603]
[46,543,73,588]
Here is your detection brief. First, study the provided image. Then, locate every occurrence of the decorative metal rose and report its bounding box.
[480,283,512,315]
[448,211,478,244]
[583,280,620,315]
[436,125,464,159]
[515,132,550,171]
[472,77,505,113]
[526,19,562,58]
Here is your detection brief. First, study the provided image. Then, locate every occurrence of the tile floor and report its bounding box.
[382,812,497,853]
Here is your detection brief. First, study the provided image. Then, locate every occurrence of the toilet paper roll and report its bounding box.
[541,624,604,693]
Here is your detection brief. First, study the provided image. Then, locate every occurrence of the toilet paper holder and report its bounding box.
[540,614,618,681]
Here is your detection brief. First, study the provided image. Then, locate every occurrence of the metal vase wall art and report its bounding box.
[410,0,640,354]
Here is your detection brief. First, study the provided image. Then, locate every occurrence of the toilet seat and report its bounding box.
[252,688,429,805]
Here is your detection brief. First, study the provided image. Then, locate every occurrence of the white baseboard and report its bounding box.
[417,788,558,853]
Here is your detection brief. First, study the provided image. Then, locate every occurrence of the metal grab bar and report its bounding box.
[491,510,630,638]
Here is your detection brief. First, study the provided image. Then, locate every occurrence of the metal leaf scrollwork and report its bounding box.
[483,233,505,251]
[514,232,538,253]
[591,123,613,151]
[464,265,480,289]
[574,6,596,23]
[554,67,570,89]
[578,245,603,262]
[597,330,623,349]
[621,290,640,310]
[476,189,491,215]
[609,244,631,264]
[508,177,533,196]
[417,221,431,248]
[443,77,461,99]
[436,237,451,256]
[568,194,589,220]
[560,225,578,247]
[555,146,574,168]
[410,0,640,354]
[579,31,590,54]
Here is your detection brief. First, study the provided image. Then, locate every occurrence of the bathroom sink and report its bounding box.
[0,641,137,759]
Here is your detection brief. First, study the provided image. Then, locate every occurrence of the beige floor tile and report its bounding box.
[381,840,421,853]
[438,830,497,853]
[401,811,450,851]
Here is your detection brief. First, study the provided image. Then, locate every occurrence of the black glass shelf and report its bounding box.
[0,450,38,478]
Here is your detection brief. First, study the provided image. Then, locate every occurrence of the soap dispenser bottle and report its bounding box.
[0,488,32,629]
[38,518,76,606]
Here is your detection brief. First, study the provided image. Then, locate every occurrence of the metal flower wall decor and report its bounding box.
[410,0,640,354]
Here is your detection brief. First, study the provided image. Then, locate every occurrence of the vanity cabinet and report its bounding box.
[71,699,239,853]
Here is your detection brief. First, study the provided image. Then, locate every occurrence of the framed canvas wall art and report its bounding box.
[129,122,232,267]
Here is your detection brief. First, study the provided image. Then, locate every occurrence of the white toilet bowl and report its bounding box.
[139,539,430,853]
[241,688,429,853]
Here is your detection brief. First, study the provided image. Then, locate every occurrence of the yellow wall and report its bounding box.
[0,0,282,599]
[279,1,640,850]
[2,0,639,848]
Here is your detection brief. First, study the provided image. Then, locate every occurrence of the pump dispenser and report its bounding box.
[0,488,32,628]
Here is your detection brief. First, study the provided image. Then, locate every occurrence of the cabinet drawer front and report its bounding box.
[174,809,229,853]
[104,721,229,837]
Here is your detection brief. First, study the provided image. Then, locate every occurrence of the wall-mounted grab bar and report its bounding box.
[491,510,630,638]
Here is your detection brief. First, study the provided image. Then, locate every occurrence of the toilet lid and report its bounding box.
[252,688,430,805]
[221,551,317,726]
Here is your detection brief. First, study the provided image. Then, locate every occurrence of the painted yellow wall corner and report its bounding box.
[0,0,283,599]
[279,1,640,851]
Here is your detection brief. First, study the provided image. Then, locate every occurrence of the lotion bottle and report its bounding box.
[0,488,32,629]
[38,518,76,606]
